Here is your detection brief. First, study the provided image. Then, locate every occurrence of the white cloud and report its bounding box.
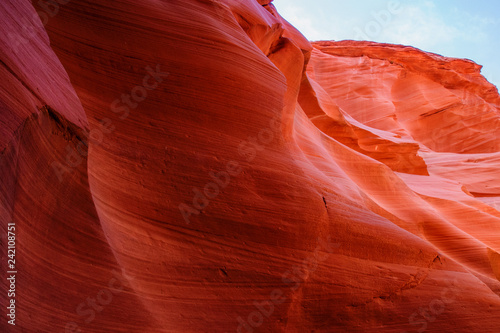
[276,4,323,40]
[273,0,500,88]
[379,1,498,50]
[379,3,459,50]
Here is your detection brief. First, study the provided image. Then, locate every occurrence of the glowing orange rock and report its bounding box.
[1,0,499,332]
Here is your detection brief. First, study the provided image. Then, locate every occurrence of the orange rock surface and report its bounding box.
[1,0,499,332]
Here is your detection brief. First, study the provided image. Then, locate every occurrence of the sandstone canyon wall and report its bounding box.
[1,0,500,332]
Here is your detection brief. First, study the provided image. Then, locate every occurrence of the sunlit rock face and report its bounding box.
[1,0,499,332]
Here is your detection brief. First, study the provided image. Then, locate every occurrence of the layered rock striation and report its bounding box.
[1,0,499,332]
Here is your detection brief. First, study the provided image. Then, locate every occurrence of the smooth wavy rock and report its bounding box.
[1,0,499,332]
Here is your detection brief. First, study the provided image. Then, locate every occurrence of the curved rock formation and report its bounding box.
[1,0,499,332]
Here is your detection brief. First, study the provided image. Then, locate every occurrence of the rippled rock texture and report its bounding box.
[1,0,500,332]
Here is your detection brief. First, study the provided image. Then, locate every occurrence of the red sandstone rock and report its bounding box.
[1,0,499,332]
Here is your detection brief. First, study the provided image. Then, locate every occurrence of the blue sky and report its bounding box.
[273,0,500,88]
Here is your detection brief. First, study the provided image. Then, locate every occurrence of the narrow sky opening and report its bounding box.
[273,0,500,89]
